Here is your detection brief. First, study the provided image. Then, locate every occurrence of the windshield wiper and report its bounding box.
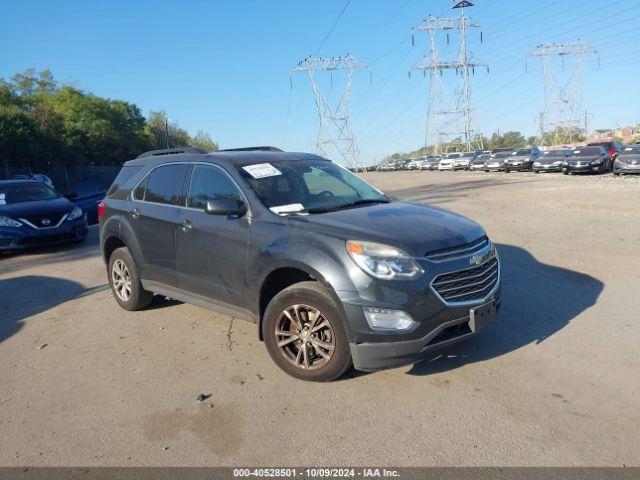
[306,198,389,214]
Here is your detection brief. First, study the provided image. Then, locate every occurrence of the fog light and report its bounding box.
[363,307,417,331]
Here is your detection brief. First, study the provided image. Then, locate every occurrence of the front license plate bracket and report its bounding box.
[469,301,498,333]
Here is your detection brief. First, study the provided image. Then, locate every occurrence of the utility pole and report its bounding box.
[164,116,171,149]
[411,0,487,155]
[291,54,369,171]
[527,41,598,147]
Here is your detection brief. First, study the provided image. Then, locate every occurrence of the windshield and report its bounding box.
[621,146,640,155]
[492,153,510,159]
[238,159,389,214]
[544,150,569,158]
[512,149,532,156]
[445,153,460,159]
[0,183,59,205]
[461,152,475,158]
[474,155,490,162]
[573,147,602,155]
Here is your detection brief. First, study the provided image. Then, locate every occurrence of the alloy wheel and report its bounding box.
[111,259,132,302]
[275,304,335,370]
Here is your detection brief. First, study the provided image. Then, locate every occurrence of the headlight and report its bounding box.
[66,206,84,221]
[0,215,22,227]
[346,240,424,280]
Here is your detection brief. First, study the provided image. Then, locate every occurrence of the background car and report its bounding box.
[587,140,622,169]
[420,156,441,170]
[64,176,107,225]
[613,145,640,176]
[533,149,572,173]
[406,159,422,170]
[484,152,511,171]
[452,152,477,170]
[563,146,611,175]
[11,174,54,189]
[438,152,462,171]
[505,147,541,172]
[0,179,88,251]
[470,154,490,171]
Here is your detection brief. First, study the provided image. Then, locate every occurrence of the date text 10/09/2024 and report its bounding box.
[233,469,400,478]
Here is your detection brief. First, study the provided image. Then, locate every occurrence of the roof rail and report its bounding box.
[219,146,283,152]
[136,147,207,159]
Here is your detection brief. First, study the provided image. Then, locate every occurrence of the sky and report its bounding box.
[1,0,639,165]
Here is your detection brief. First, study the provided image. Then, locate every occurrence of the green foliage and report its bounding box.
[0,69,219,173]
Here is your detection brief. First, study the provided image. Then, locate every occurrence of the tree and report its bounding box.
[190,130,219,151]
[501,131,526,148]
[145,110,191,149]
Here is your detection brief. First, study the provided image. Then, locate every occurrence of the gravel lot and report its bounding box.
[0,170,639,466]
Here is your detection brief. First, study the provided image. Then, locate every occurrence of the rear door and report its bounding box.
[176,163,250,307]
[129,163,189,287]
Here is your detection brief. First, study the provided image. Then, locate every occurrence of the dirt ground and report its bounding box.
[0,170,639,466]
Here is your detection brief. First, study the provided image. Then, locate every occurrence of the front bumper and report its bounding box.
[484,164,505,171]
[438,165,454,171]
[614,163,640,174]
[338,244,502,372]
[533,164,563,172]
[0,215,88,251]
[348,297,500,371]
[505,162,532,171]
[564,163,601,173]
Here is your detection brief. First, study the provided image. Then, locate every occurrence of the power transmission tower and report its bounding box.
[411,0,487,155]
[291,54,369,170]
[527,41,598,147]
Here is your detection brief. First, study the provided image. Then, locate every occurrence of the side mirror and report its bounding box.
[204,198,247,217]
[65,192,79,200]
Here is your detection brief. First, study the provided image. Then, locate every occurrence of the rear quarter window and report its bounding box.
[106,166,142,197]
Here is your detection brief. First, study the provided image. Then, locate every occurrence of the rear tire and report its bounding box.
[107,247,153,311]
[263,281,352,382]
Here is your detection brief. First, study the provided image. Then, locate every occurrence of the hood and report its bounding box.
[0,197,75,218]
[619,154,640,164]
[289,201,485,256]
[537,156,565,164]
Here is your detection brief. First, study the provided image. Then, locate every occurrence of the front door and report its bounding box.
[176,164,250,308]
[128,163,189,287]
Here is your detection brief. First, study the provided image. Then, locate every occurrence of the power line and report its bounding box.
[314,0,352,56]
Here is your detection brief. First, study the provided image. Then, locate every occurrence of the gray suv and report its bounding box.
[99,147,501,381]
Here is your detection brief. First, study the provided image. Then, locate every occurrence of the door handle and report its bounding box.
[129,207,140,219]
[179,220,192,232]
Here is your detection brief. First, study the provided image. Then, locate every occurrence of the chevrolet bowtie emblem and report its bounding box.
[41,218,51,226]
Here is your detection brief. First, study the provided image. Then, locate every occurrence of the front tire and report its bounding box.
[263,281,352,382]
[107,247,153,311]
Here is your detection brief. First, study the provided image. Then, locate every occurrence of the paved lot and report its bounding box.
[1,171,639,466]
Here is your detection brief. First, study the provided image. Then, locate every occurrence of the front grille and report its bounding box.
[432,257,499,304]
[21,213,66,228]
[18,233,74,246]
[425,236,489,261]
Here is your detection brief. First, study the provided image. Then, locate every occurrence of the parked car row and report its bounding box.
[376,141,639,177]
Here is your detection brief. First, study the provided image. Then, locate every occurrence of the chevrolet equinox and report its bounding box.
[99,147,501,381]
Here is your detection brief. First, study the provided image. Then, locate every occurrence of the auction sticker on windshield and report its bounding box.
[0,194,5,205]
[242,163,282,179]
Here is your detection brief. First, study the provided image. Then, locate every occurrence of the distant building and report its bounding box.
[587,125,640,144]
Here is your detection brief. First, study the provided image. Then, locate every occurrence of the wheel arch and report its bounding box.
[257,262,350,341]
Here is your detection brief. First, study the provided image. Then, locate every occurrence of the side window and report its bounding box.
[186,165,242,210]
[132,175,147,201]
[144,164,189,205]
